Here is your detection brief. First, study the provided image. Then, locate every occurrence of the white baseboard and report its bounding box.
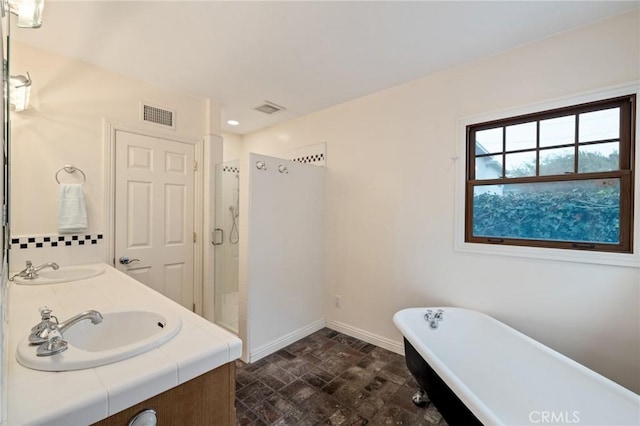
[249,319,326,363]
[246,318,405,363]
[325,319,404,355]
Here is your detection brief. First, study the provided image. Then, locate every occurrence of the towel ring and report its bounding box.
[55,165,86,184]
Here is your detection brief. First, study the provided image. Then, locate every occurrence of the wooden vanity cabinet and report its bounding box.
[93,362,236,426]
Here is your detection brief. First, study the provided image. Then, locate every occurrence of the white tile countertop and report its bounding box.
[3,263,242,426]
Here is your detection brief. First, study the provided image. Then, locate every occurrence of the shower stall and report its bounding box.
[243,152,325,361]
[213,160,240,333]
[213,150,326,362]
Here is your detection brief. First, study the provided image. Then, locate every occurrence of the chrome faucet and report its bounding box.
[11,260,59,280]
[29,307,103,356]
[28,307,59,344]
[33,262,60,273]
[424,309,444,329]
[57,310,103,334]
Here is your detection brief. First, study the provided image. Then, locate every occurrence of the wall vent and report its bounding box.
[141,103,176,129]
[254,101,285,115]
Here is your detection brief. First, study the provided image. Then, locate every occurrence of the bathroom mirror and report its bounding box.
[5,0,224,333]
[1,7,9,420]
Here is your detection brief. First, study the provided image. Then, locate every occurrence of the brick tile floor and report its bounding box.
[235,328,447,425]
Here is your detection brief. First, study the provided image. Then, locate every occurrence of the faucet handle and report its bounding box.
[424,309,434,321]
[36,329,68,357]
[29,307,59,343]
[38,306,58,323]
[39,306,52,318]
[46,328,62,343]
[30,307,52,332]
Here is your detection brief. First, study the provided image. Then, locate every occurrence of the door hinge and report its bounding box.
[193,161,198,171]
[193,232,197,243]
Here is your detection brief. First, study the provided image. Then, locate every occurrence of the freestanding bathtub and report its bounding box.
[393,307,640,426]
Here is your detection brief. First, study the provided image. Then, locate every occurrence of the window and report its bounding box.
[466,95,635,253]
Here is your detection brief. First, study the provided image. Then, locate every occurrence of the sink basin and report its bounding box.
[16,309,182,371]
[13,264,105,285]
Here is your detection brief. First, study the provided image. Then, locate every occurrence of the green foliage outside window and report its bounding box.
[473,187,620,243]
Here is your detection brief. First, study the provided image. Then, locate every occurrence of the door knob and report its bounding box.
[119,256,140,265]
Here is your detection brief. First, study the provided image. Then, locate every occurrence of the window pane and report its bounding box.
[506,122,536,151]
[505,151,536,177]
[578,142,619,173]
[475,155,503,180]
[579,108,619,143]
[539,147,574,175]
[475,128,502,154]
[540,115,575,147]
[472,179,620,244]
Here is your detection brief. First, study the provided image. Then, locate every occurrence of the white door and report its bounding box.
[115,130,195,310]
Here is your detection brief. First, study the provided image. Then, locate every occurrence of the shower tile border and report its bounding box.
[221,152,326,175]
[291,153,325,165]
[10,234,104,249]
[223,165,240,173]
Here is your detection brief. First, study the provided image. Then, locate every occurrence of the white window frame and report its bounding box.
[454,82,640,268]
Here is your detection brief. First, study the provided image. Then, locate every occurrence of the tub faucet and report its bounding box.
[424,309,444,329]
[11,260,59,280]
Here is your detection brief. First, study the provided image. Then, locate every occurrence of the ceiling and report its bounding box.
[10,1,639,135]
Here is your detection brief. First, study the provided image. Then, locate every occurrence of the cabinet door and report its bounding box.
[93,363,235,426]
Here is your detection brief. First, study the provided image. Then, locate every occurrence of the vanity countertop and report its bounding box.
[4,263,242,426]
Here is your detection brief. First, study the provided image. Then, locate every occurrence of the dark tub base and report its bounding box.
[403,338,483,426]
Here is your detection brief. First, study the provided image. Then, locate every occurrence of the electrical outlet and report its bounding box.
[334,295,341,308]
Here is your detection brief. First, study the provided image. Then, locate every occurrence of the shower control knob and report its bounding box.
[119,256,140,265]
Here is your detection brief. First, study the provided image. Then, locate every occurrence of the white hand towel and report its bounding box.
[57,184,88,234]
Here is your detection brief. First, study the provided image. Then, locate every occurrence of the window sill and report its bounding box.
[454,240,640,268]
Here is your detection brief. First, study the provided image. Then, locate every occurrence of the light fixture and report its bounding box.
[3,0,45,28]
[9,72,31,112]
[227,120,240,126]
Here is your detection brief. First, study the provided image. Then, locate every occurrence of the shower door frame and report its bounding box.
[104,120,205,314]
[213,160,240,334]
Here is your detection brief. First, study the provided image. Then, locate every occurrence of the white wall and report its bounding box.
[243,153,325,361]
[222,131,243,162]
[239,11,640,392]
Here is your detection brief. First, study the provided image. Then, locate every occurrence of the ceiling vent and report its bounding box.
[141,103,176,129]
[254,101,285,115]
